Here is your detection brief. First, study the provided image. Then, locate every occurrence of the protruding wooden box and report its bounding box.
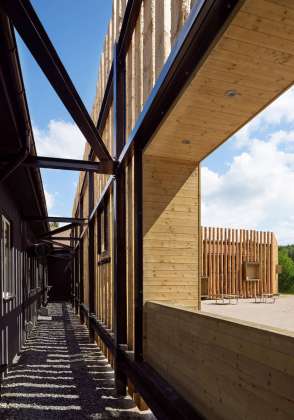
[243,261,260,282]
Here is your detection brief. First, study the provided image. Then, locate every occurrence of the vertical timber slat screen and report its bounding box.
[201,227,278,299]
[72,0,198,352]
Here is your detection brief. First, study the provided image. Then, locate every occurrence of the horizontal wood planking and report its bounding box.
[201,226,278,298]
[143,155,200,309]
[144,301,294,420]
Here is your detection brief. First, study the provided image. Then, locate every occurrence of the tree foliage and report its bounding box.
[278,246,294,293]
[49,221,59,230]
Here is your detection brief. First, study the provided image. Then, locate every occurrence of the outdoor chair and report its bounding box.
[215,294,239,305]
[254,293,277,304]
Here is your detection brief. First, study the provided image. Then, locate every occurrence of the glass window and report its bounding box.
[98,200,109,255]
[1,215,11,297]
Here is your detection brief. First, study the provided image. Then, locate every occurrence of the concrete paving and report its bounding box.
[201,294,294,332]
[0,302,155,419]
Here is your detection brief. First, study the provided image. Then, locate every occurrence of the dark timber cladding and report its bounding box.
[0,0,112,162]
[0,9,48,372]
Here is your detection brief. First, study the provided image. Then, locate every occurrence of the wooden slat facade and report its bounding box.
[201,227,278,298]
[72,0,198,354]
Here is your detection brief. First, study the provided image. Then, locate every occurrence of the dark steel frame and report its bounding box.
[26,217,86,224]
[0,0,113,163]
[112,43,127,395]
[22,155,116,174]
[0,0,243,417]
[76,0,242,416]
[40,222,79,238]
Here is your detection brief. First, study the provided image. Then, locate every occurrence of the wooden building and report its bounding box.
[0,14,49,368]
[201,227,279,299]
[1,0,294,419]
[69,0,294,417]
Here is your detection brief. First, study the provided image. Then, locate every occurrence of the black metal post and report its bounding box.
[112,43,127,395]
[88,171,95,342]
[79,243,84,323]
[134,145,143,362]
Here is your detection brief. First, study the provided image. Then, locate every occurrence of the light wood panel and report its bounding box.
[144,301,294,420]
[146,0,294,161]
[143,155,200,309]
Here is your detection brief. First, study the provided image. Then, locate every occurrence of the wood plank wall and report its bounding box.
[201,227,279,298]
[144,301,294,420]
[72,0,198,351]
[143,156,200,309]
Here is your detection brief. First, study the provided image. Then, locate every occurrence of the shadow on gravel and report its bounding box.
[0,302,155,419]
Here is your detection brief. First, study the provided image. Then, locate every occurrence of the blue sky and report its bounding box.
[16,2,294,244]
[16,0,112,217]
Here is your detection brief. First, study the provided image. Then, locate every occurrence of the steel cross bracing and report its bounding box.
[0,0,113,164]
[0,0,242,418]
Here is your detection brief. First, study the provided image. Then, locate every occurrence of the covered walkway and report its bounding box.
[0,303,154,419]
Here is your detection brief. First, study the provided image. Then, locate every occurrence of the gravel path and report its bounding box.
[0,302,155,419]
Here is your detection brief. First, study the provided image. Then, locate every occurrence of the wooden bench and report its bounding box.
[254,293,278,304]
[215,294,239,305]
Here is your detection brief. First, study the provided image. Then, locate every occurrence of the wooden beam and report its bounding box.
[0,0,113,162]
[23,155,116,174]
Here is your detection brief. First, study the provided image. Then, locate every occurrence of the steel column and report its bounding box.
[134,145,143,362]
[88,172,95,341]
[112,43,127,395]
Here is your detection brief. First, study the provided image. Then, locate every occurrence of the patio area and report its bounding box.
[201,294,294,333]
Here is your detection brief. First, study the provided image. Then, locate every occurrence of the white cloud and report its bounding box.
[33,119,85,159]
[234,86,294,149]
[260,86,294,125]
[202,128,294,245]
[44,189,55,211]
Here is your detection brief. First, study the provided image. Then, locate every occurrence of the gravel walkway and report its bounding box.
[0,302,155,419]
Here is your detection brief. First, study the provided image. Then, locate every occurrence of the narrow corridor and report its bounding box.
[0,303,154,419]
